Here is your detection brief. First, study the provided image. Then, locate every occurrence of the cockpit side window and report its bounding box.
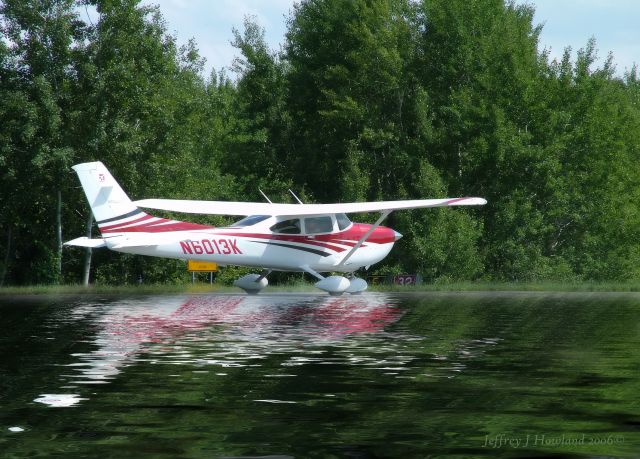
[270,218,301,234]
[336,213,351,231]
[304,216,334,234]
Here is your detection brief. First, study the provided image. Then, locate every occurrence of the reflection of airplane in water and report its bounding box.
[36,294,405,406]
[100,293,406,352]
[103,293,404,345]
[36,294,503,407]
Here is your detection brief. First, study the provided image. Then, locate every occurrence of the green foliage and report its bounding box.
[2,0,640,285]
[224,17,292,199]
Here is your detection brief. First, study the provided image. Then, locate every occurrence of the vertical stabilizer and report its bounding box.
[72,161,211,235]
[72,161,141,225]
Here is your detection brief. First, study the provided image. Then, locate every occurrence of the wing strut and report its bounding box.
[288,189,304,204]
[258,189,273,204]
[336,210,392,268]
[300,264,324,281]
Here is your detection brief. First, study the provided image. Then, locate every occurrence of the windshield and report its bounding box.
[229,215,271,227]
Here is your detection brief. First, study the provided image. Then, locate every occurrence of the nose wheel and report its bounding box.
[301,266,368,295]
[345,277,367,294]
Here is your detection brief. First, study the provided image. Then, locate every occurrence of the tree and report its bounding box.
[537,42,640,279]
[286,0,420,202]
[284,0,485,277]
[0,0,80,284]
[224,17,291,201]
[414,0,569,280]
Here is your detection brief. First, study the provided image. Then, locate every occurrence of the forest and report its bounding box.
[1,0,639,286]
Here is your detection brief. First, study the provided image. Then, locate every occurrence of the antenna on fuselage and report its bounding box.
[258,188,273,204]
[288,189,304,205]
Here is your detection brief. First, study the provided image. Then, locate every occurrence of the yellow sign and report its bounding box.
[187,260,218,272]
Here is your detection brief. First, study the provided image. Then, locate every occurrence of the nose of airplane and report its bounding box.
[393,230,403,241]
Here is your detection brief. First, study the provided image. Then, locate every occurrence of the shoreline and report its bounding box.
[3,281,640,296]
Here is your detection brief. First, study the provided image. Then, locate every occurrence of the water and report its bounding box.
[0,292,638,458]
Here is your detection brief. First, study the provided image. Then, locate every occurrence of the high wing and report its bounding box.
[133,197,487,216]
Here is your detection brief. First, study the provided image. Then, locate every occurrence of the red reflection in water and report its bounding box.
[311,297,404,336]
[102,295,403,349]
[103,296,245,348]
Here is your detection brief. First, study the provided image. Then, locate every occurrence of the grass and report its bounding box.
[3,280,640,296]
[0,283,231,296]
[371,280,640,293]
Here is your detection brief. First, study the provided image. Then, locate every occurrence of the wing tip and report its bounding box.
[442,197,487,206]
[458,197,487,206]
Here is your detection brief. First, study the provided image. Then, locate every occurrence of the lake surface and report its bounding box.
[0,292,638,458]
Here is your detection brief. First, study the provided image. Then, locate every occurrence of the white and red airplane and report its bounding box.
[65,161,486,294]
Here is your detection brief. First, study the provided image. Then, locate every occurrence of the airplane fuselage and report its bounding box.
[104,221,397,273]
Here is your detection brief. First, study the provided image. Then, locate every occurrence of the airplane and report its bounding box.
[65,161,486,294]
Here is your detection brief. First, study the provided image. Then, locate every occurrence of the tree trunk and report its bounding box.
[82,213,93,286]
[56,190,62,283]
[0,227,12,287]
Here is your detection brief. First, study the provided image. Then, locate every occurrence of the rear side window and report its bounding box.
[304,216,334,234]
[336,213,351,231]
[270,218,301,234]
[229,215,271,227]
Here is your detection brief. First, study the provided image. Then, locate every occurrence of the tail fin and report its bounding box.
[72,161,212,235]
[72,161,148,231]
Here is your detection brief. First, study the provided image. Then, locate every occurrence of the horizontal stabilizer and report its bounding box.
[109,232,192,249]
[134,197,487,216]
[64,237,106,248]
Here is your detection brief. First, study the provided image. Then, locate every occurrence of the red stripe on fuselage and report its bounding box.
[101,220,213,233]
[98,214,155,231]
[99,219,396,242]
[220,233,349,252]
[218,223,397,246]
